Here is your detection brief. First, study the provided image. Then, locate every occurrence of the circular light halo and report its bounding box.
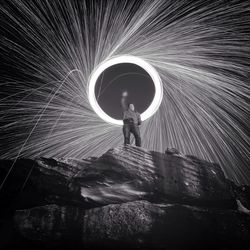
[88,55,163,126]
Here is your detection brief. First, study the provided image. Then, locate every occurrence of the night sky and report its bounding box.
[95,63,155,120]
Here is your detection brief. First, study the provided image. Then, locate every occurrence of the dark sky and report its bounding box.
[94,63,155,120]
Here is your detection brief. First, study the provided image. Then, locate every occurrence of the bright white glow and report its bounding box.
[88,55,163,125]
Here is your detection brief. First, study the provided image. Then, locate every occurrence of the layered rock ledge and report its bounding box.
[0,146,249,249]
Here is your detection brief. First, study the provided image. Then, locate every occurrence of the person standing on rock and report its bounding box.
[121,91,142,147]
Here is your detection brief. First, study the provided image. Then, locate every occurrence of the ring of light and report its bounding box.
[88,55,163,126]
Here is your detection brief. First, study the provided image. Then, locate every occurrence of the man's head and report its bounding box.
[129,103,135,111]
[122,91,128,97]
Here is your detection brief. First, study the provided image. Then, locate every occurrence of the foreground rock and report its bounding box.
[83,200,250,249]
[14,205,83,248]
[0,145,250,249]
[12,201,250,249]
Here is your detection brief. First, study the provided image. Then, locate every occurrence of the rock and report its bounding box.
[14,205,83,245]
[12,201,250,249]
[238,185,250,210]
[81,146,235,208]
[83,200,160,247]
[227,180,250,210]
[236,200,250,214]
[0,158,95,210]
[165,148,180,155]
[1,145,249,249]
[82,200,250,249]
[0,146,236,211]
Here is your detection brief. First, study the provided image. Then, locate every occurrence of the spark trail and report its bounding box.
[0,0,249,184]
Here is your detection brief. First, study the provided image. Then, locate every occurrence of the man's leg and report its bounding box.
[131,124,141,147]
[123,124,130,145]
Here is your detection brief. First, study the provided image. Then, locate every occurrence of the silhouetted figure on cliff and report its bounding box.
[121,91,142,147]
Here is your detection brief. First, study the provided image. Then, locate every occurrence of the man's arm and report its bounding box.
[121,91,129,111]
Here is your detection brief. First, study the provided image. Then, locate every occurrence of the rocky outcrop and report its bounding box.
[14,205,84,248]
[0,145,249,249]
[83,200,250,249]
[11,201,250,249]
[227,180,250,211]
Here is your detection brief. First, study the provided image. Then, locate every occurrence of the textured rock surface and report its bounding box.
[228,180,250,210]
[1,146,237,210]
[83,200,250,249]
[0,145,250,249]
[0,157,96,210]
[15,205,83,242]
[74,145,236,208]
[9,201,250,249]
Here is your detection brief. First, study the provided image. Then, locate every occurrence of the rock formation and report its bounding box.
[0,145,249,249]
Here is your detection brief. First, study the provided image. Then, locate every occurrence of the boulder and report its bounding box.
[78,146,236,208]
[0,158,95,210]
[0,145,249,249]
[0,146,236,211]
[11,201,250,249]
[14,205,83,244]
[83,200,250,249]
[227,180,250,211]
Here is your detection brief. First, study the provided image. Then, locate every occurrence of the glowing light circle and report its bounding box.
[88,55,163,126]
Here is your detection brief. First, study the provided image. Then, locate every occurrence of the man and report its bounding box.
[121,91,142,147]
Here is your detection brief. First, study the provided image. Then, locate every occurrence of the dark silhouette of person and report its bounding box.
[121,91,142,147]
